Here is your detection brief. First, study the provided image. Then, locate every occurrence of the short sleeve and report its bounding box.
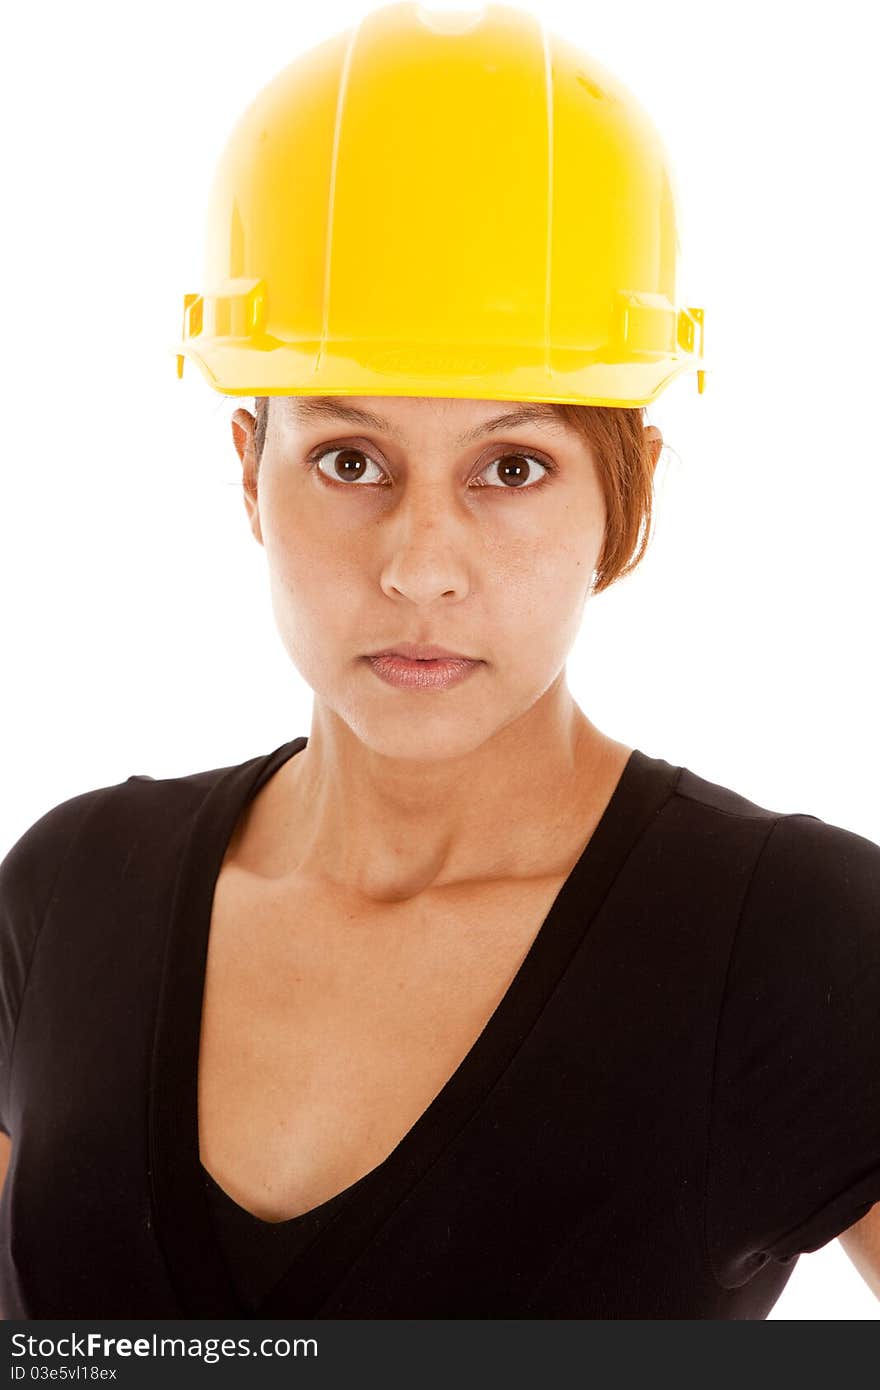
[705,811,880,1288]
[0,790,105,1137]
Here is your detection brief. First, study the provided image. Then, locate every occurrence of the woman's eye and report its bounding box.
[476,454,551,490]
[313,447,387,485]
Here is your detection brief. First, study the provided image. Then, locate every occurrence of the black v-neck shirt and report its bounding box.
[2,736,879,1319]
[200,1160,370,1313]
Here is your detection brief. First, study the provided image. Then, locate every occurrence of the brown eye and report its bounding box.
[478,454,550,490]
[313,447,386,484]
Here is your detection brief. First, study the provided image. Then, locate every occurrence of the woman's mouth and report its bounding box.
[363,653,483,690]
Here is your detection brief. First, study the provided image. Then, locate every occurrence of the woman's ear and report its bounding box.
[231,408,263,546]
[644,424,663,470]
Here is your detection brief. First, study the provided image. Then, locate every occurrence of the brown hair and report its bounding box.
[251,397,658,596]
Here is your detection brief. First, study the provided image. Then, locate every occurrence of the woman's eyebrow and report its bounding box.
[282,397,568,445]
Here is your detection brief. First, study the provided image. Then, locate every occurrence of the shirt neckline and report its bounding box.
[148,735,680,1317]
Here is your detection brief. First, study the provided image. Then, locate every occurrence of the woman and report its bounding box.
[2,1,879,1320]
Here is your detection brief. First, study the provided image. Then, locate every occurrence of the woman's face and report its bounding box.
[232,395,622,761]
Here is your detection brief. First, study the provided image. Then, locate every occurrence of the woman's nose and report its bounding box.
[377,493,473,605]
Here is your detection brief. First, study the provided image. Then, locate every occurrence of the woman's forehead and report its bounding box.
[276,395,574,445]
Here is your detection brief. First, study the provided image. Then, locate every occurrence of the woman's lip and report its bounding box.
[369,645,473,660]
[363,653,483,691]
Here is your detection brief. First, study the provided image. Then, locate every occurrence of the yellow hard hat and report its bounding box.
[175,1,706,407]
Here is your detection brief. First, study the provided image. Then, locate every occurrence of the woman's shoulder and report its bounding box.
[637,754,880,955]
[0,745,286,933]
[671,755,880,878]
[670,758,798,826]
[2,762,221,879]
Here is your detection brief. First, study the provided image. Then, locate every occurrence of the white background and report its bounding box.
[1,0,878,1318]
